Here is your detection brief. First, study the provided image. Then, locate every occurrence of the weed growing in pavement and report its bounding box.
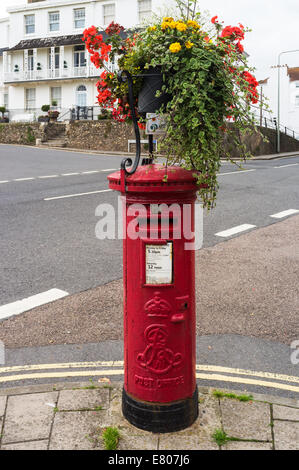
[212,390,253,402]
[102,427,120,450]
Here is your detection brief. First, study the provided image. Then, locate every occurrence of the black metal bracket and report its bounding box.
[117,70,141,175]
[117,70,155,175]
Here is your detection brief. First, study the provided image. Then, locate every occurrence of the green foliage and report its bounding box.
[119,15,265,208]
[102,427,120,450]
[26,126,35,143]
[212,390,253,402]
[212,429,230,446]
[41,104,50,112]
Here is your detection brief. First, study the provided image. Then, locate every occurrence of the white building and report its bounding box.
[0,0,172,121]
[257,65,299,139]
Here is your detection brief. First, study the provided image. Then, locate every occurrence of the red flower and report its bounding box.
[211,16,218,24]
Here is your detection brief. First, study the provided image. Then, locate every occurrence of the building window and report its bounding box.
[25,88,36,110]
[49,11,60,32]
[76,85,87,107]
[295,96,299,107]
[28,50,34,71]
[138,0,151,22]
[74,8,85,29]
[25,14,35,35]
[49,47,60,69]
[50,87,62,108]
[103,4,115,25]
[4,94,8,109]
[74,45,86,68]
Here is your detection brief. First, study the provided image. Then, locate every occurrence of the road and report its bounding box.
[1,144,298,305]
[0,144,298,396]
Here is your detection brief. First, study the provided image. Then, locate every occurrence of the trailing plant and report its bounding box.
[82,1,265,208]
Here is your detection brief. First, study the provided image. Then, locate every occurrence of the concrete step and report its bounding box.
[40,139,67,148]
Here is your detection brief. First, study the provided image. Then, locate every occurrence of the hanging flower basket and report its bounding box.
[82,5,266,208]
[137,67,170,115]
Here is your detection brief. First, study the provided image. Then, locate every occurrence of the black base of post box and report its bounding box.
[122,386,199,433]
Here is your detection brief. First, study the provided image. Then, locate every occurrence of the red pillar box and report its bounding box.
[108,164,198,433]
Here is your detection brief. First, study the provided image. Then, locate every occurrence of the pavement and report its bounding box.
[0,381,298,450]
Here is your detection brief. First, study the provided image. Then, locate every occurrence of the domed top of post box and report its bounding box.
[108,164,199,194]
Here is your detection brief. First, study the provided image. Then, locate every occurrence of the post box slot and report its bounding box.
[137,216,177,235]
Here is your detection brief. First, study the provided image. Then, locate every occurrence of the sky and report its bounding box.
[0,0,298,80]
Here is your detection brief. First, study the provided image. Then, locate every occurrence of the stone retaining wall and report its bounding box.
[64,120,137,153]
[0,122,44,145]
[0,120,299,156]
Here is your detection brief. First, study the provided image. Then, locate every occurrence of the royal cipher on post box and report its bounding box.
[108,163,198,433]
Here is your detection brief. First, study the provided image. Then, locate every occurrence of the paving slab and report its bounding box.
[1,440,49,450]
[0,395,6,416]
[225,441,273,450]
[2,392,58,444]
[273,404,299,421]
[220,398,272,441]
[274,421,299,450]
[49,410,110,450]
[117,427,159,450]
[57,388,109,411]
[159,394,220,450]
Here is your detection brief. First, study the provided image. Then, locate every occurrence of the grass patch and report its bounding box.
[212,429,230,446]
[212,390,253,402]
[102,427,120,450]
[212,429,241,447]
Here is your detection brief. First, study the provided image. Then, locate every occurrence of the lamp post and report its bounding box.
[277,49,299,153]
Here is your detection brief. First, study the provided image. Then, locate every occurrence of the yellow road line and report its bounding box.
[1,362,299,386]
[196,373,299,394]
[0,369,299,393]
[196,365,299,385]
[0,361,118,374]
[0,370,124,383]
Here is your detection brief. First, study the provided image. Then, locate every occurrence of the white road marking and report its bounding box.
[44,189,112,201]
[1,169,117,184]
[270,209,299,219]
[215,224,256,238]
[274,163,298,168]
[38,175,59,179]
[217,169,256,176]
[13,177,35,181]
[0,289,69,321]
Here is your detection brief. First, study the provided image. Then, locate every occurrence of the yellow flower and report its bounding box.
[162,20,176,30]
[187,20,200,29]
[176,22,187,32]
[169,42,182,53]
[163,17,174,22]
[148,25,157,31]
[185,40,194,49]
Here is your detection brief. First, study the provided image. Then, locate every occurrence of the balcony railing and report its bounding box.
[3,66,100,83]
